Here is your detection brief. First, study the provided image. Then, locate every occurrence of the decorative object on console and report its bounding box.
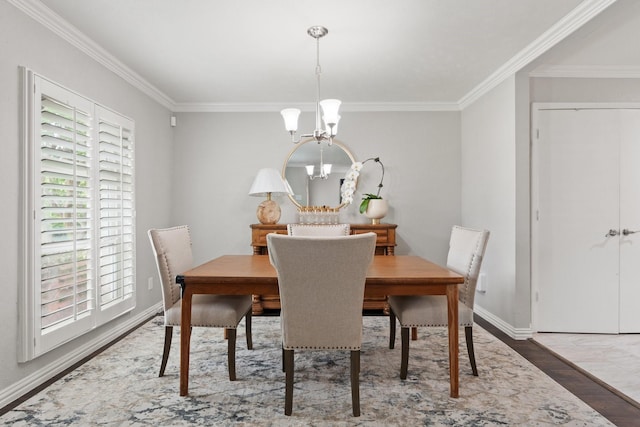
[359,157,387,224]
[363,199,389,225]
[249,168,291,225]
[297,206,339,224]
[341,157,388,224]
[280,26,341,146]
[340,161,362,205]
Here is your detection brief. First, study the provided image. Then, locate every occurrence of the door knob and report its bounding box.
[622,229,638,236]
[605,229,619,237]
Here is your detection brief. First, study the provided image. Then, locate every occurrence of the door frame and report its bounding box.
[530,102,640,332]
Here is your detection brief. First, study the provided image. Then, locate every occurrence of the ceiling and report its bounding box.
[34,0,611,111]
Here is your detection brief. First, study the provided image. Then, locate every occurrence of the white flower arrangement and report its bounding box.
[340,157,385,212]
[340,161,362,205]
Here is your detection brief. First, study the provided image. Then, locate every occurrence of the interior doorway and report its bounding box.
[531,103,640,333]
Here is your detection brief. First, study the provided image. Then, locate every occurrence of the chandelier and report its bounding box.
[306,146,332,180]
[280,26,341,145]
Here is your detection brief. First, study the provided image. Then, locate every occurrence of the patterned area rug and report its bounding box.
[2,316,612,426]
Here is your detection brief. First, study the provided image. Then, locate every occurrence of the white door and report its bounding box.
[618,110,640,333]
[532,106,640,333]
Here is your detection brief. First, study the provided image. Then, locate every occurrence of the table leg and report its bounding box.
[180,290,193,396]
[447,285,459,398]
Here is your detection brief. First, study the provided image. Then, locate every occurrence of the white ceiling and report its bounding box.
[34,0,613,111]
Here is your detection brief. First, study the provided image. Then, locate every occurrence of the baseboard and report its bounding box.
[0,302,162,411]
[474,306,533,340]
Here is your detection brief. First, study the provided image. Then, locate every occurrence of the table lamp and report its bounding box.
[249,168,291,224]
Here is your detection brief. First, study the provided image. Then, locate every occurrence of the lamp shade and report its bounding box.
[249,168,290,197]
[280,108,301,132]
[319,99,341,125]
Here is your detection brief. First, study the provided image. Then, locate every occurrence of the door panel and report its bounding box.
[535,109,620,333]
[619,110,640,332]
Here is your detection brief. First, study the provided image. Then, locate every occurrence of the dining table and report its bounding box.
[176,254,464,397]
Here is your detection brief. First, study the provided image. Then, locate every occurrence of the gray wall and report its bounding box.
[461,76,518,329]
[0,1,173,398]
[171,111,461,266]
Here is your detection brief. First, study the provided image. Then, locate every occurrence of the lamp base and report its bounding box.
[256,199,281,224]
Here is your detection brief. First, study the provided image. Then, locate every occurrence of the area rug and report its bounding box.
[2,316,612,426]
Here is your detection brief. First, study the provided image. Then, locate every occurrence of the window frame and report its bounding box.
[20,68,136,361]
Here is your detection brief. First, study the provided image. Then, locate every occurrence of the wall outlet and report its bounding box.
[476,273,487,293]
[148,277,154,290]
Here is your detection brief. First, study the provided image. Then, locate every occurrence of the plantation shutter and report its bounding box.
[96,107,135,321]
[37,78,96,352]
[22,71,136,360]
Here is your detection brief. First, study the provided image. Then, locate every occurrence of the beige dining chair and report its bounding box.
[388,225,489,378]
[267,233,376,417]
[148,225,253,380]
[287,223,351,236]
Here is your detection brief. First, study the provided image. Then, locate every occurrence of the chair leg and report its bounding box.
[245,309,253,350]
[465,326,478,376]
[400,327,409,379]
[284,349,294,416]
[389,311,396,349]
[159,326,173,377]
[351,350,361,417]
[227,328,237,381]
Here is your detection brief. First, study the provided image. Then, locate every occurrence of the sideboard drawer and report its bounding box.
[253,228,287,246]
[352,228,388,244]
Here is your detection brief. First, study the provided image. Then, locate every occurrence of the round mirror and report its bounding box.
[282,139,355,209]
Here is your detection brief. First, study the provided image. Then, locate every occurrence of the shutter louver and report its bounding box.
[98,114,135,310]
[39,95,94,332]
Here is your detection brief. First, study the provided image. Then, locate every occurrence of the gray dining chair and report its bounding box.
[287,223,350,236]
[388,225,489,378]
[267,232,376,417]
[148,225,253,380]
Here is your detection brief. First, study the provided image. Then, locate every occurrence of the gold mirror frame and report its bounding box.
[282,138,356,210]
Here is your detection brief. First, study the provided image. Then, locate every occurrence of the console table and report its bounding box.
[249,223,397,314]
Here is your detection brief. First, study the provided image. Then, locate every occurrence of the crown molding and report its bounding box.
[529,65,640,78]
[172,101,462,113]
[458,0,618,110]
[11,0,617,114]
[8,0,176,110]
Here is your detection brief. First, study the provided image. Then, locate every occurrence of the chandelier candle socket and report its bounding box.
[281,26,341,145]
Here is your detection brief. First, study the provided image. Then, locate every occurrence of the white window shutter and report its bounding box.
[35,78,96,354]
[96,106,136,322]
[21,70,136,360]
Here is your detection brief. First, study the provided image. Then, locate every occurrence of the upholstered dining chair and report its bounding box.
[267,233,376,417]
[148,225,253,380]
[388,225,489,378]
[287,223,351,236]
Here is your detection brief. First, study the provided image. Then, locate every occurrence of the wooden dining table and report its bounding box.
[176,254,464,397]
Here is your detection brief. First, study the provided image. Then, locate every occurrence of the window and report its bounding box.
[20,70,135,361]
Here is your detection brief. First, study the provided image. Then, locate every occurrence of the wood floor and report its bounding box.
[475,316,640,427]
